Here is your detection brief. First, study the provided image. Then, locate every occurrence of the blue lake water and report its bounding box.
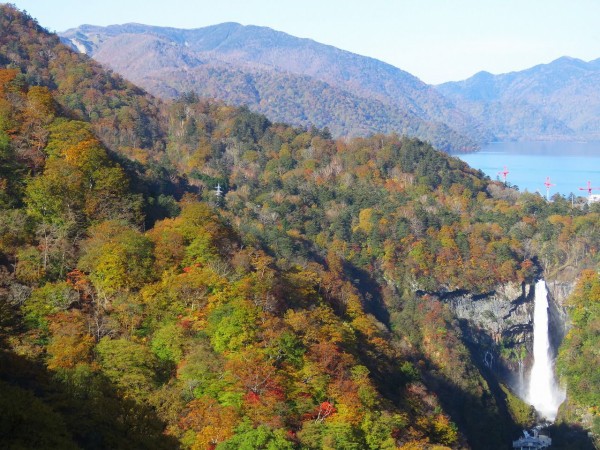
[456,141,600,198]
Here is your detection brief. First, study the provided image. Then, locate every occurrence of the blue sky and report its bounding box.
[8,0,600,84]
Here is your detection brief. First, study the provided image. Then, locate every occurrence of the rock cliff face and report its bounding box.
[545,279,576,306]
[437,282,534,345]
[545,279,575,351]
[432,279,573,395]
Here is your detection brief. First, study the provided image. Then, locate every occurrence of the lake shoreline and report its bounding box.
[456,141,600,196]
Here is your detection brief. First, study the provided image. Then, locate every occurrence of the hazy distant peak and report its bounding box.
[551,55,586,64]
[437,54,600,141]
[468,71,495,82]
[63,23,101,33]
[196,21,242,30]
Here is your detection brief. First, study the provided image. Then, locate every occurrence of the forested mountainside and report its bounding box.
[59,23,491,153]
[557,271,600,444]
[1,5,599,449]
[0,10,165,153]
[437,56,600,141]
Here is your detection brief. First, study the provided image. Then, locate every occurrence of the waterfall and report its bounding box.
[527,279,565,420]
[517,359,525,398]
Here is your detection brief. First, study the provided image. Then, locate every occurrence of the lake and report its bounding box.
[456,141,600,198]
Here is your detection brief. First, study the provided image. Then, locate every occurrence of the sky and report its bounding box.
[8,0,600,84]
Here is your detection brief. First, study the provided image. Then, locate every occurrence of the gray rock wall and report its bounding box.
[440,282,534,344]
[546,279,575,354]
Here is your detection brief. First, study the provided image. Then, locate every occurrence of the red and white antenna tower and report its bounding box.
[544,177,555,201]
[498,166,509,185]
[578,181,600,198]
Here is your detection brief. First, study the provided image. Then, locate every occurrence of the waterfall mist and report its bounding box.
[527,279,565,421]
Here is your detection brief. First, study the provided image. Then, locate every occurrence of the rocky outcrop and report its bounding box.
[434,282,534,345]
[421,282,536,396]
[546,279,576,306]
[545,279,576,352]
[433,279,573,350]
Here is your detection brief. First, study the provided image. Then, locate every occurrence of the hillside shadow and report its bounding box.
[422,362,518,450]
[342,260,391,328]
[0,348,180,450]
[546,422,596,450]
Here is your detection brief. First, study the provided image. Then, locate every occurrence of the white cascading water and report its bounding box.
[527,279,565,420]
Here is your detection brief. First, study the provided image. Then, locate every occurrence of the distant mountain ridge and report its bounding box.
[60,22,491,152]
[437,56,600,141]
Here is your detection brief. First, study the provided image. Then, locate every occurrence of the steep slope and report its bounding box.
[556,271,600,449]
[437,57,600,141]
[59,23,490,152]
[0,11,167,155]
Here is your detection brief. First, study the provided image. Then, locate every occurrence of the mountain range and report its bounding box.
[437,56,600,141]
[60,23,600,149]
[59,23,490,152]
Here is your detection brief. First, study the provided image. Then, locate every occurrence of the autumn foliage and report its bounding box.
[1,5,599,449]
